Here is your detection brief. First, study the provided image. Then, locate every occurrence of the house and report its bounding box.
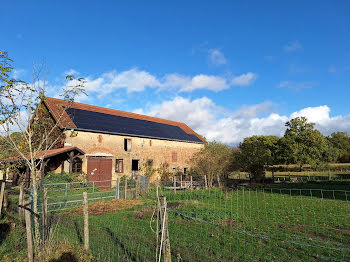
[41,97,205,183]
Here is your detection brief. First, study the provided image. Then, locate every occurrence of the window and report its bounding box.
[172,152,177,162]
[132,159,139,171]
[73,158,82,173]
[116,159,123,173]
[124,138,131,152]
[147,159,153,167]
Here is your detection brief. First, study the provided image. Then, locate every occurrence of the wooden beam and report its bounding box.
[69,151,74,175]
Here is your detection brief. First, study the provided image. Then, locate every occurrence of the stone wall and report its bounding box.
[61,130,204,181]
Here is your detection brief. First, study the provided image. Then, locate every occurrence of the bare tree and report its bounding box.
[0,51,85,249]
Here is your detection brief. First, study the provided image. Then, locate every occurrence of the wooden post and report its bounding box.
[124,176,127,200]
[19,184,24,216]
[180,175,183,189]
[115,178,120,199]
[25,201,34,262]
[204,175,208,189]
[60,162,64,175]
[159,196,171,262]
[173,176,176,193]
[3,189,8,213]
[0,172,7,215]
[190,176,193,190]
[42,188,48,244]
[136,176,140,198]
[69,151,74,175]
[83,192,89,252]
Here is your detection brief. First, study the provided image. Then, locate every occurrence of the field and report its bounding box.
[46,185,350,262]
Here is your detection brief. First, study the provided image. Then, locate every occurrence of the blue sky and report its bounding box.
[2,0,350,145]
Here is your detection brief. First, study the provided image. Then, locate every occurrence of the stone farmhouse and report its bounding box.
[39,97,205,183]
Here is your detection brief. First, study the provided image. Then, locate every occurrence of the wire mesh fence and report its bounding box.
[24,185,350,261]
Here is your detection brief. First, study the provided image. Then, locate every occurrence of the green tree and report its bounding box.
[327,132,350,162]
[0,51,85,250]
[236,135,279,181]
[189,141,232,187]
[277,117,329,170]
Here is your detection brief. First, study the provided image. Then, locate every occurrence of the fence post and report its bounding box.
[204,175,208,189]
[18,184,24,216]
[124,176,127,200]
[159,196,171,262]
[115,178,120,199]
[65,183,68,197]
[328,169,331,180]
[180,175,182,189]
[0,172,7,215]
[173,176,176,193]
[190,176,193,190]
[83,192,89,252]
[42,188,48,245]
[25,200,34,262]
[92,182,95,193]
[136,176,140,198]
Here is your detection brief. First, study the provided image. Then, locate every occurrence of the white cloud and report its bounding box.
[284,40,303,52]
[68,68,257,95]
[231,73,257,86]
[64,69,80,76]
[12,69,26,79]
[279,81,316,91]
[208,49,227,66]
[162,74,229,92]
[137,97,350,146]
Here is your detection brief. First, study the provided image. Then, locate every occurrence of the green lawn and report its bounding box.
[49,186,350,261]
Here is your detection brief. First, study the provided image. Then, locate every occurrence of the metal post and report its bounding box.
[115,178,120,199]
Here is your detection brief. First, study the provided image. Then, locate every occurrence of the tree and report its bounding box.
[189,141,232,187]
[277,117,329,170]
[236,135,279,181]
[327,132,350,162]
[0,51,85,249]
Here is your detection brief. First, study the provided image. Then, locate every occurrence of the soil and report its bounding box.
[70,199,143,216]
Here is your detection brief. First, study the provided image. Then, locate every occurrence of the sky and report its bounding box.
[1,0,350,146]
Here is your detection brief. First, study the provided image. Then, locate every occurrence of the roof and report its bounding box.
[1,147,85,163]
[44,97,205,143]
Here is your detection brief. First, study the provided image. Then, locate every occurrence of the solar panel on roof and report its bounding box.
[66,108,203,143]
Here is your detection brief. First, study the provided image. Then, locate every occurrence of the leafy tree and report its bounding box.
[236,135,279,180]
[277,117,329,170]
[327,132,350,162]
[0,51,85,249]
[189,141,232,187]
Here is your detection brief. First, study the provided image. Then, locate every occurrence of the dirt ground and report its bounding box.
[71,199,143,216]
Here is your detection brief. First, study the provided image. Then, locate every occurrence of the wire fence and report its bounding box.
[26,185,349,261]
[2,176,349,262]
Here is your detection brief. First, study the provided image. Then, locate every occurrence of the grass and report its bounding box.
[47,186,350,261]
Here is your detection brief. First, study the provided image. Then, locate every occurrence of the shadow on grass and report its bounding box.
[0,223,10,245]
[49,252,78,262]
[105,227,136,262]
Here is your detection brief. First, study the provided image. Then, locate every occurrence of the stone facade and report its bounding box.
[59,130,204,181]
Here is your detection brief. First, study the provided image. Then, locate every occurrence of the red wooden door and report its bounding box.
[87,157,112,187]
